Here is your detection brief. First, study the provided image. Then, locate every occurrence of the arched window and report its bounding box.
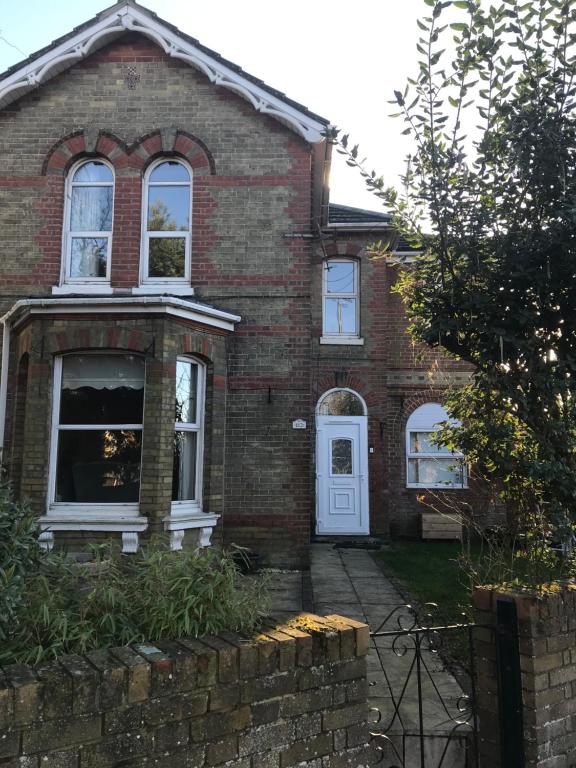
[322,259,359,339]
[173,358,205,511]
[317,388,366,416]
[405,403,466,488]
[63,160,114,283]
[142,159,192,283]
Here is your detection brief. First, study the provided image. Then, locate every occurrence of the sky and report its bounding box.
[0,0,426,212]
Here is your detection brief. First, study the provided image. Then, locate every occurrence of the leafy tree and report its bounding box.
[337,0,576,545]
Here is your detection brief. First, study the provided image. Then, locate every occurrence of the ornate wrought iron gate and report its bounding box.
[368,600,523,768]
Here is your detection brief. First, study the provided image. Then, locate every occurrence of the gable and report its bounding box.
[0,1,329,144]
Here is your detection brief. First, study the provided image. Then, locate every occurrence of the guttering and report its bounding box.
[0,295,241,459]
[324,222,392,231]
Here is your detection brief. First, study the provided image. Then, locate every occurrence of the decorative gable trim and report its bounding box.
[0,3,328,144]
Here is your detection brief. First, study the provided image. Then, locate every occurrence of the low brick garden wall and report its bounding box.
[0,614,372,767]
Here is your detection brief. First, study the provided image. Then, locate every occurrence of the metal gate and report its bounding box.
[368,599,523,768]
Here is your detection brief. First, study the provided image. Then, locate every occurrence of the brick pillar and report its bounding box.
[473,585,576,768]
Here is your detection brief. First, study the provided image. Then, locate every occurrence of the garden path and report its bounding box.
[309,544,469,768]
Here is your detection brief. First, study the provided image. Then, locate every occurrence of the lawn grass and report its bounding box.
[373,541,476,622]
[372,540,480,669]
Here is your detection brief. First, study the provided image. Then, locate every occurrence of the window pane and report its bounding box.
[408,458,464,486]
[148,237,186,277]
[173,430,197,500]
[55,429,141,502]
[71,187,113,231]
[409,431,444,454]
[150,161,190,183]
[148,187,190,231]
[326,261,355,293]
[176,361,198,424]
[73,161,113,183]
[324,298,357,334]
[70,238,108,278]
[60,355,145,425]
[332,439,353,475]
[319,390,364,416]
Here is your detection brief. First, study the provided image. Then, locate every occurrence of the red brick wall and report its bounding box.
[310,236,473,538]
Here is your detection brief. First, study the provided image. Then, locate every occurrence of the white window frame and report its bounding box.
[320,258,362,345]
[405,402,467,489]
[47,353,144,518]
[171,357,205,516]
[140,158,192,286]
[61,158,114,286]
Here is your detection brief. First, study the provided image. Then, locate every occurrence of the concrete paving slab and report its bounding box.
[266,570,304,617]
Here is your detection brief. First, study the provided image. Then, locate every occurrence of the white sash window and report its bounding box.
[141,159,192,284]
[172,358,205,513]
[49,354,145,510]
[63,160,114,284]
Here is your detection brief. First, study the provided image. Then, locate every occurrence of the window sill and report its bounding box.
[133,285,195,296]
[163,511,220,550]
[45,504,140,518]
[52,284,114,296]
[406,484,468,490]
[39,512,148,553]
[319,336,364,346]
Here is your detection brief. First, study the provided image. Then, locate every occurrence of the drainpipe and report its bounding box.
[0,319,11,466]
[0,300,26,466]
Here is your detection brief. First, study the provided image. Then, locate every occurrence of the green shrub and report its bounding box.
[0,488,45,645]
[0,506,270,665]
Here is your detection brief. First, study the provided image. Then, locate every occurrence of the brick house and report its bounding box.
[0,1,471,567]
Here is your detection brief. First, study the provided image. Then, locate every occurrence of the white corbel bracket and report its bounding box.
[163,512,220,550]
[38,515,148,553]
[39,530,54,551]
[122,531,139,553]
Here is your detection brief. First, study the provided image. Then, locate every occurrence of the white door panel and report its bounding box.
[316,416,369,534]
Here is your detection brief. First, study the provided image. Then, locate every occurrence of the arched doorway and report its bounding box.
[315,388,369,535]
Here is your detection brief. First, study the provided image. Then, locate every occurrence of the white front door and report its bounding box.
[316,416,369,535]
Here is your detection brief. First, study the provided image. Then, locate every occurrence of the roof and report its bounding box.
[0,0,329,143]
[327,203,392,228]
[394,235,423,254]
[327,204,423,254]
[1,295,241,333]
